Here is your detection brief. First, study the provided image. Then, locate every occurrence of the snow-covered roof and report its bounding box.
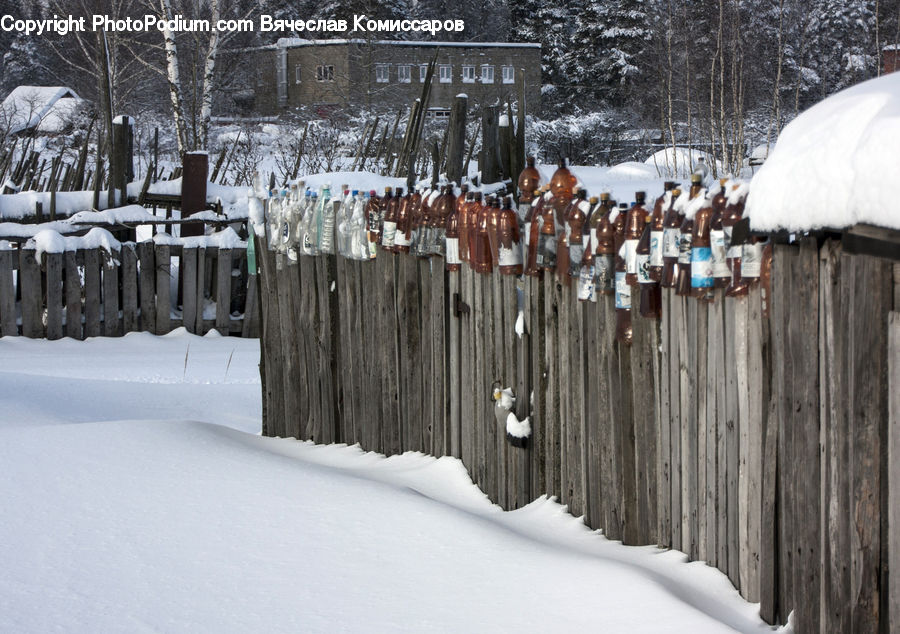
[746,71,900,232]
[0,86,82,134]
[276,38,540,49]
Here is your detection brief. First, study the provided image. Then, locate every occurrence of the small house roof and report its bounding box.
[0,86,82,134]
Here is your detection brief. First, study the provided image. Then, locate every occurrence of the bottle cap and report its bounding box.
[691,173,702,184]
[600,192,610,201]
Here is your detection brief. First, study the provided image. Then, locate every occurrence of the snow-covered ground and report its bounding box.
[0,331,782,632]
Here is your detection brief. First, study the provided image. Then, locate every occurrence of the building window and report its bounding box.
[419,64,429,82]
[295,65,302,84]
[502,66,515,84]
[376,64,390,83]
[480,65,494,84]
[316,65,334,82]
[426,109,451,119]
[462,65,475,83]
[397,65,411,83]
[439,64,452,83]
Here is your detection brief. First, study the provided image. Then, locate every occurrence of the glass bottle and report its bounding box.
[498,196,523,275]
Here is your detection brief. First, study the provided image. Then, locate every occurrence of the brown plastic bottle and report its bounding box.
[409,187,426,255]
[565,189,590,279]
[536,189,558,271]
[690,193,714,301]
[636,222,661,318]
[675,175,703,295]
[556,188,582,286]
[487,196,503,269]
[624,191,648,285]
[577,196,599,302]
[613,203,632,345]
[498,196,523,275]
[393,187,410,253]
[474,195,493,274]
[445,189,462,272]
[458,191,474,264]
[466,192,484,270]
[649,182,674,281]
[518,155,541,205]
[594,195,616,296]
[549,158,577,203]
[381,187,397,251]
[724,186,749,297]
[365,189,382,258]
[661,188,683,288]
[526,187,550,276]
[710,179,730,288]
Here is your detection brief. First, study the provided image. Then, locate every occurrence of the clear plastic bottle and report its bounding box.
[302,192,319,256]
[350,191,369,260]
[318,183,334,254]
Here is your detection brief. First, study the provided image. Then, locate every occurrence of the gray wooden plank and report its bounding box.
[889,310,900,634]
[275,253,300,439]
[705,298,719,568]
[530,274,547,499]
[121,245,138,334]
[432,263,447,458]
[19,248,42,338]
[745,287,764,602]
[154,244,171,335]
[102,253,120,336]
[138,242,156,333]
[667,289,682,551]
[448,268,461,458]
[657,288,672,548]
[83,248,101,338]
[216,248,232,336]
[712,291,727,573]
[241,271,259,338]
[724,294,741,590]
[492,270,506,508]
[696,301,708,561]
[64,250,81,339]
[0,250,16,336]
[195,247,207,334]
[182,247,198,334]
[45,251,63,340]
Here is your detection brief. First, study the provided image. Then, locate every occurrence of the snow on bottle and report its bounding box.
[724,183,750,297]
[710,179,730,288]
[266,189,281,251]
[675,174,704,296]
[497,196,523,275]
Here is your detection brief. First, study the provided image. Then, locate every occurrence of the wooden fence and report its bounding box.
[0,241,259,339]
[257,237,899,632]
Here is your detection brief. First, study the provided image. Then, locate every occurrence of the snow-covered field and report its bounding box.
[0,331,782,632]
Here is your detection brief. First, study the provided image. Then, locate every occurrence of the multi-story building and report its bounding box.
[229,38,541,118]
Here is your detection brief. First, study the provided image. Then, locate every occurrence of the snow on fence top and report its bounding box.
[746,71,900,232]
[29,227,121,262]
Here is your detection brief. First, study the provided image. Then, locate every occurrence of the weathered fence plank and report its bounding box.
[102,254,120,336]
[64,251,81,339]
[216,248,233,336]
[182,248,198,333]
[45,252,63,340]
[83,248,101,338]
[138,242,156,333]
[154,244,171,335]
[889,310,900,634]
[122,245,139,334]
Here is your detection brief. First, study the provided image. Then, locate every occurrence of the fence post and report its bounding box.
[181,151,208,238]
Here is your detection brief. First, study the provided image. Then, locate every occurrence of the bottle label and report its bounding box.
[568,245,584,276]
[445,237,461,265]
[499,244,521,267]
[537,233,556,268]
[394,228,411,247]
[624,238,639,274]
[742,242,763,277]
[578,265,595,301]
[595,254,613,291]
[650,230,664,266]
[711,229,729,277]
[691,246,713,287]
[724,225,740,258]
[678,233,693,264]
[367,213,380,233]
[517,203,531,223]
[663,227,681,258]
[615,271,631,309]
[637,253,652,284]
[382,221,397,247]
[368,239,377,259]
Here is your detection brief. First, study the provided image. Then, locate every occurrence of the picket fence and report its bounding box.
[0,242,259,339]
[257,233,899,633]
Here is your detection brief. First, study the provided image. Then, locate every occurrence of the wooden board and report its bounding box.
[19,248,42,338]
[154,244,171,334]
[103,253,120,336]
[137,242,156,333]
[83,248,101,338]
[889,310,900,633]
[182,248,198,333]
[0,249,16,336]
[64,251,82,339]
[216,248,232,335]
[448,268,461,458]
[45,252,63,340]
[195,247,207,334]
[121,245,139,334]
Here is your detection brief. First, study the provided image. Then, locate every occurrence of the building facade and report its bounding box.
[234,39,541,118]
